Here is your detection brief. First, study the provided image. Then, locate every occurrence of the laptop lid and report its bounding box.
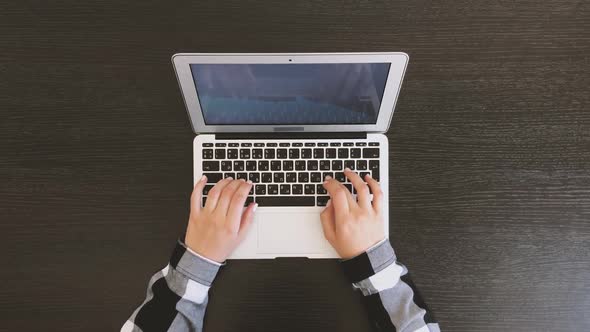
[172,53,408,134]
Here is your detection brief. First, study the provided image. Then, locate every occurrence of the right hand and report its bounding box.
[320,169,386,259]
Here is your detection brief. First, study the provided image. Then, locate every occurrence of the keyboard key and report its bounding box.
[256,196,315,206]
[369,160,380,181]
[330,142,341,147]
[203,185,214,195]
[279,143,290,147]
[246,160,257,171]
[224,172,235,179]
[255,184,267,195]
[280,184,291,194]
[369,142,380,146]
[203,172,223,183]
[335,172,345,182]
[203,143,213,147]
[319,160,330,170]
[273,172,285,183]
[215,143,226,147]
[202,196,208,206]
[304,184,315,194]
[292,143,303,147]
[240,149,250,159]
[356,142,367,146]
[338,148,349,158]
[289,149,300,159]
[254,142,265,147]
[310,172,322,182]
[357,160,367,170]
[351,148,361,158]
[295,160,306,170]
[343,142,354,146]
[304,142,315,147]
[258,161,269,171]
[228,143,239,147]
[249,172,260,182]
[221,160,232,171]
[245,196,254,206]
[343,183,353,193]
[277,149,288,159]
[233,161,245,171]
[228,149,239,159]
[326,148,336,158]
[268,184,279,195]
[363,148,380,158]
[215,149,226,159]
[252,149,263,159]
[271,161,281,171]
[317,196,330,206]
[322,172,334,180]
[286,172,297,183]
[331,160,343,171]
[298,172,309,183]
[241,143,252,147]
[301,148,312,159]
[360,171,370,179]
[264,149,275,159]
[202,149,213,159]
[283,160,294,171]
[317,184,327,194]
[202,161,219,171]
[292,184,303,194]
[307,160,319,171]
[344,160,355,170]
[267,143,278,147]
[313,148,324,159]
[318,142,328,147]
[236,172,247,180]
[262,172,273,183]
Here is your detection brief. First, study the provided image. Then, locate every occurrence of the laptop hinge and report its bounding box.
[215,132,367,140]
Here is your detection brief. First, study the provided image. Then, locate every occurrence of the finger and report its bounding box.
[237,202,258,240]
[344,168,371,210]
[215,179,244,216]
[205,177,233,211]
[322,176,351,216]
[191,175,208,212]
[365,174,383,214]
[227,180,254,232]
[319,199,336,242]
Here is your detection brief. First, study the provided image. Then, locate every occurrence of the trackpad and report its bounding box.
[257,210,329,255]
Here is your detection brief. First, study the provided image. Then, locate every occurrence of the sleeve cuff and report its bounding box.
[339,238,396,284]
[169,240,222,286]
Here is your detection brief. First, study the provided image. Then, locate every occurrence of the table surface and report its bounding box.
[2,0,589,331]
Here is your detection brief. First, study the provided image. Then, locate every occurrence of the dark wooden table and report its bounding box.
[2,1,589,331]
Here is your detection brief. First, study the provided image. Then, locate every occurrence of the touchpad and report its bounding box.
[257,210,329,255]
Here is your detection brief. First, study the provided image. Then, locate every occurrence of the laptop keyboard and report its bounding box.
[200,141,380,207]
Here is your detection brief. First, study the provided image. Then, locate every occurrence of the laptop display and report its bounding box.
[189,63,391,125]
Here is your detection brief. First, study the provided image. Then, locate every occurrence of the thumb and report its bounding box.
[191,175,208,212]
[237,202,258,239]
[320,199,336,242]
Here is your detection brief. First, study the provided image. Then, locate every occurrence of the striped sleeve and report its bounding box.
[122,240,222,332]
[340,239,441,332]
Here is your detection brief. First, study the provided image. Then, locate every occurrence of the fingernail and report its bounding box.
[227,177,233,180]
[324,175,332,182]
[366,174,372,179]
[247,180,253,184]
[200,175,207,182]
[344,167,351,172]
[253,203,258,212]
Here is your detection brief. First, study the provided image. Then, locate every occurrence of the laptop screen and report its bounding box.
[189,63,391,125]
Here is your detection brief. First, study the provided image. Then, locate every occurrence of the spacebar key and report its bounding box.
[256,196,315,206]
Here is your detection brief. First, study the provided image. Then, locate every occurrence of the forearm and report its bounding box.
[122,240,222,332]
[341,240,440,332]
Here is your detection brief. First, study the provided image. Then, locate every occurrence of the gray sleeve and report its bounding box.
[121,240,222,332]
[340,240,441,332]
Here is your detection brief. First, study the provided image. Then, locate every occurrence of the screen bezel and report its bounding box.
[172,53,409,133]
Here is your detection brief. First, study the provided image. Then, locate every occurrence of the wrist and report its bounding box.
[172,240,223,286]
[339,238,395,283]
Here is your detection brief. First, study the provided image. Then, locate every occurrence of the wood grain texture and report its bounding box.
[1,0,589,331]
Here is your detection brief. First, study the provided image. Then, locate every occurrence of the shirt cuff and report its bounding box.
[339,238,397,284]
[169,240,222,286]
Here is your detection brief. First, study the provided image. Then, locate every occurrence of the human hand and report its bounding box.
[185,176,258,263]
[320,168,385,259]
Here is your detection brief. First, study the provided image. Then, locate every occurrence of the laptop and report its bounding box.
[172,52,409,259]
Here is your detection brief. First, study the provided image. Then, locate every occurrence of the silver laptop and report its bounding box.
[172,52,409,259]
